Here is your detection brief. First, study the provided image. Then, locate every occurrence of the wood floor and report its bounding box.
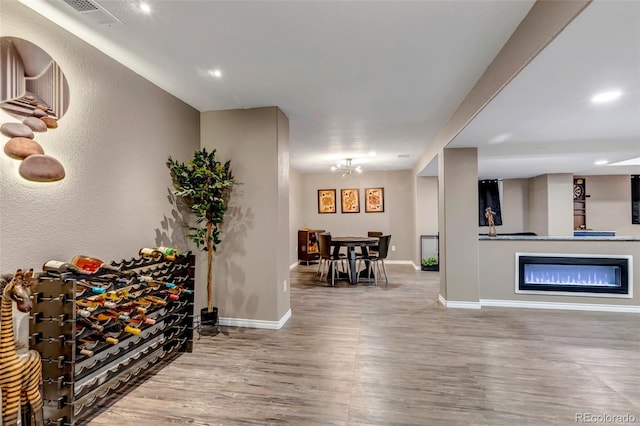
[87,264,640,426]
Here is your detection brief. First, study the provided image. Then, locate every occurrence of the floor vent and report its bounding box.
[61,0,123,26]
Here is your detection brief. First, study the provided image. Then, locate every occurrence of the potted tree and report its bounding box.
[167,148,236,327]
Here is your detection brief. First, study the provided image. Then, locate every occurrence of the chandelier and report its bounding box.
[331,158,362,177]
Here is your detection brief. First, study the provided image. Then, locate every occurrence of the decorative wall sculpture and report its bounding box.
[0,37,69,182]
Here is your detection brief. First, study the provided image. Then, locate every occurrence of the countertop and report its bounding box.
[479,235,640,241]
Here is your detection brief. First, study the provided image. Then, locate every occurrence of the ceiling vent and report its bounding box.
[61,0,123,26]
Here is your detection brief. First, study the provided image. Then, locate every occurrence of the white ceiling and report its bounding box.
[449,0,640,179]
[20,0,639,178]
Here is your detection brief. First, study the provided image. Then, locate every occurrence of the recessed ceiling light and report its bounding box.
[489,132,512,144]
[591,90,622,104]
[208,69,223,79]
[330,166,336,171]
[594,160,608,165]
[397,154,410,158]
[609,156,640,166]
[139,2,151,14]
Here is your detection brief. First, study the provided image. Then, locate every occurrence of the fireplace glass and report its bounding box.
[516,254,631,296]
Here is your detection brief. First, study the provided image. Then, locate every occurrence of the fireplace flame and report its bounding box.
[524,264,619,287]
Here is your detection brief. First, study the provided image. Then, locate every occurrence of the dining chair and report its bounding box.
[367,231,383,256]
[317,232,330,276]
[358,234,391,286]
[317,233,347,286]
[315,232,346,275]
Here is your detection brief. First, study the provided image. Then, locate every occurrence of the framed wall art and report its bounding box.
[365,187,384,213]
[317,189,337,214]
[340,188,360,213]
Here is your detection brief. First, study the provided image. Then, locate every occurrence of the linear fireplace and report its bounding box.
[515,253,633,298]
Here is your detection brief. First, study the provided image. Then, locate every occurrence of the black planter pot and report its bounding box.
[421,264,439,271]
[200,307,218,327]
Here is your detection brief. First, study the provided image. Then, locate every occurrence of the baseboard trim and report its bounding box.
[219,308,292,330]
[385,260,420,270]
[439,296,481,309]
[438,294,447,306]
[289,261,298,270]
[480,299,640,313]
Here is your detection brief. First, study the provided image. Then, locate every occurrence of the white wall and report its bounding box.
[0,1,200,272]
[299,170,415,263]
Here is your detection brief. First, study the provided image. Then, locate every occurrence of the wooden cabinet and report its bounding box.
[298,229,324,264]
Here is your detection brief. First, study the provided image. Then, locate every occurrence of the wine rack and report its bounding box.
[30,253,195,425]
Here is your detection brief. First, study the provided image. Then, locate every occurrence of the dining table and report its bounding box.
[330,236,379,284]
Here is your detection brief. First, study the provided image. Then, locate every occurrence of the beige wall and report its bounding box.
[529,174,580,236]
[584,175,639,237]
[528,175,549,236]
[547,173,573,236]
[276,109,290,319]
[439,148,479,302]
[416,176,439,235]
[478,179,531,234]
[200,107,290,322]
[289,168,304,265]
[298,170,415,262]
[0,1,199,272]
[479,239,639,306]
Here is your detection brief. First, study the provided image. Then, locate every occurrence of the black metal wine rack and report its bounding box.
[30,253,195,426]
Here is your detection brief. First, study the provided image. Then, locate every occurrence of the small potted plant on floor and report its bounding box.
[421,256,439,271]
[167,148,236,329]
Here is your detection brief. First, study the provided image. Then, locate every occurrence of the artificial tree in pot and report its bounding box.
[167,148,236,323]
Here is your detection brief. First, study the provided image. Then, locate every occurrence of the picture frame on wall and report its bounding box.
[340,188,360,213]
[318,189,337,214]
[365,187,384,213]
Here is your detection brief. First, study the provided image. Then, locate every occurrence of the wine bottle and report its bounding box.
[105,289,137,302]
[43,260,90,275]
[75,280,108,294]
[77,298,117,310]
[139,276,180,290]
[71,255,134,278]
[92,310,130,322]
[90,332,119,345]
[77,343,95,358]
[76,306,92,318]
[140,295,168,306]
[139,248,163,259]
[113,301,147,315]
[154,247,181,261]
[128,314,156,326]
[91,310,144,336]
[77,317,104,332]
[165,285,193,296]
